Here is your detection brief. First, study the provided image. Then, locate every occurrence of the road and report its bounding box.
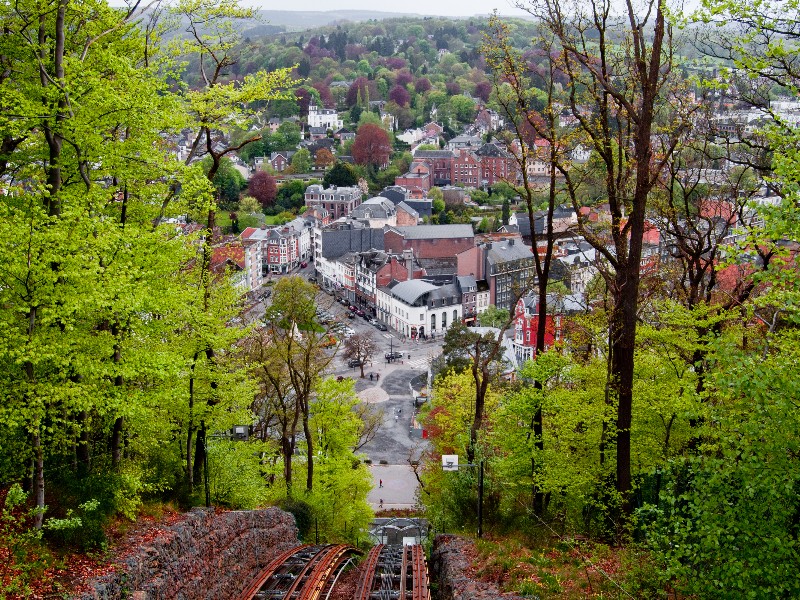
[243,276,440,510]
[315,289,440,510]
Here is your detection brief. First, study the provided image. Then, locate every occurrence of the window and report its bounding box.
[442,312,447,328]
[453,309,458,323]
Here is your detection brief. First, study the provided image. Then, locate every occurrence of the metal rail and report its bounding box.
[238,545,311,600]
[355,544,384,600]
[411,544,429,600]
[297,544,354,600]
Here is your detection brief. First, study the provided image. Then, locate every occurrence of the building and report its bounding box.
[307,104,343,131]
[511,294,582,363]
[350,196,398,228]
[304,184,363,220]
[384,224,475,260]
[457,239,536,311]
[240,218,312,275]
[382,279,462,339]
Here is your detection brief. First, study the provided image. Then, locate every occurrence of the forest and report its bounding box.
[0,0,799,597]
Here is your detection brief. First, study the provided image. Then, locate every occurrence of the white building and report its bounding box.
[382,279,463,339]
[307,104,343,131]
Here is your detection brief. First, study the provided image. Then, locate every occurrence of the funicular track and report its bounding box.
[239,544,359,600]
[355,544,430,600]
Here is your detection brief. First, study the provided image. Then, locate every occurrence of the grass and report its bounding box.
[472,536,632,599]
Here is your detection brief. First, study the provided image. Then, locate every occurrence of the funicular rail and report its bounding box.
[353,544,429,600]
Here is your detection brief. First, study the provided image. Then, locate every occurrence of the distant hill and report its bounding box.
[254,10,428,30]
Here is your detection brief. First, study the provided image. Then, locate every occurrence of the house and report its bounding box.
[511,293,583,363]
[355,248,424,317]
[475,143,514,187]
[451,149,481,186]
[307,104,343,131]
[304,184,363,220]
[210,241,249,293]
[447,134,482,151]
[268,151,295,172]
[384,224,475,260]
[314,220,384,290]
[396,201,419,226]
[394,160,433,195]
[350,196,397,228]
[457,239,537,311]
[240,218,312,275]
[413,150,454,186]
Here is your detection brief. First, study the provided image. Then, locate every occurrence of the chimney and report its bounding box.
[508,239,514,246]
[403,248,414,280]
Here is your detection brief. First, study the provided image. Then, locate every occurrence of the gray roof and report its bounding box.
[396,201,418,218]
[387,224,474,240]
[320,225,384,259]
[457,275,477,292]
[351,197,396,220]
[391,279,439,305]
[427,283,460,304]
[414,150,454,159]
[485,240,535,264]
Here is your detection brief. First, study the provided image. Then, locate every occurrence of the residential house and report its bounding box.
[307,104,343,131]
[241,218,312,275]
[511,293,582,363]
[304,184,363,220]
[350,196,398,228]
[268,151,295,172]
[475,143,514,187]
[451,149,481,186]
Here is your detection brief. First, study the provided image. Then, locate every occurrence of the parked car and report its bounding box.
[308,276,317,284]
[356,309,365,317]
[347,312,356,319]
[300,261,308,268]
[348,358,363,368]
[385,351,404,360]
[348,305,357,312]
[374,322,388,331]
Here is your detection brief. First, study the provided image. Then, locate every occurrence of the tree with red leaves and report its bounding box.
[388,84,410,107]
[346,77,373,107]
[312,82,335,108]
[474,81,492,103]
[248,171,277,207]
[352,124,392,168]
[415,78,432,93]
[315,148,336,169]
[395,70,414,87]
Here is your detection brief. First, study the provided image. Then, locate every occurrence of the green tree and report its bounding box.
[291,148,312,174]
[323,162,359,187]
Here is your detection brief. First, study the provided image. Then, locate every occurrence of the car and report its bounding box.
[374,322,388,331]
[263,289,271,298]
[348,305,357,312]
[308,276,317,283]
[356,309,365,317]
[347,312,356,319]
[300,261,308,268]
[385,351,404,360]
[347,358,363,368]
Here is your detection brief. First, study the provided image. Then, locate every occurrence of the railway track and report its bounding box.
[240,543,428,600]
[354,544,430,600]
[239,544,359,600]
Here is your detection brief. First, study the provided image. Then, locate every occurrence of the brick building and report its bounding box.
[384,224,475,259]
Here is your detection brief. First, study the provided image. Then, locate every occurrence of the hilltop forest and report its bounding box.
[0,0,799,597]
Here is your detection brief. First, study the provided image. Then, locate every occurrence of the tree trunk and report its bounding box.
[33,429,45,530]
[303,408,314,493]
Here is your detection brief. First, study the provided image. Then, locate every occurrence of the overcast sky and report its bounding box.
[243,0,532,18]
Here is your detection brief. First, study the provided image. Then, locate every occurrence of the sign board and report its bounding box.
[442,454,459,471]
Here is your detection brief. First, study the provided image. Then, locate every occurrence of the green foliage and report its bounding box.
[0,485,49,597]
[207,440,271,509]
[477,305,509,328]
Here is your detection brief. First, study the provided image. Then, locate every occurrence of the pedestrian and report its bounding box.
[370,373,374,381]
[379,499,383,508]
[379,479,383,488]
[376,373,380,381]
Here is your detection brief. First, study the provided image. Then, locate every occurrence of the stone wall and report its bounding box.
[76,507,298,600]
[430,534,526,600]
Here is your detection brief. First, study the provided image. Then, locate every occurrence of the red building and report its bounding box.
[512,295,564,363]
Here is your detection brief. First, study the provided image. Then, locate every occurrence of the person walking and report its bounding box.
[379,479,383,488]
